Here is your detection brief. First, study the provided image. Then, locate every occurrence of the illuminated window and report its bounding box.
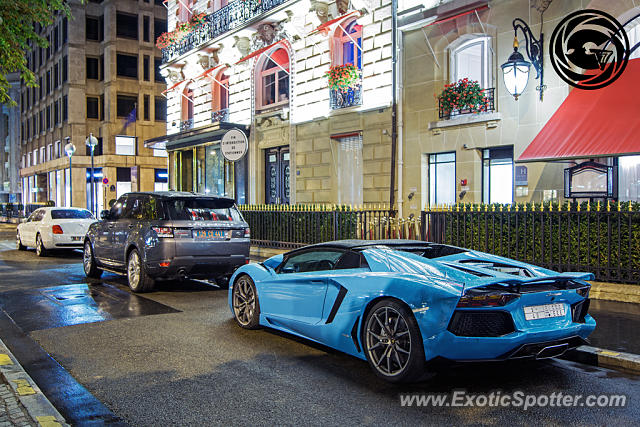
[482,146,513,204]
[428,152,456,206]
[332,19,362,68]
[450,36,492,88]
[181,84,194,121]
[211,68,229,113]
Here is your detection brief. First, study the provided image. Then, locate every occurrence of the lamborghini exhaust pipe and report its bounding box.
[535,343,569,359]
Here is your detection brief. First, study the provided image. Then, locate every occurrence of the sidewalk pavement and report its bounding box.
[0,338,67,426]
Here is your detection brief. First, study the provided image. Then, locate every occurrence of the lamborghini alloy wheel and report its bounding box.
[364,299,425,382]
[232,275,261,329]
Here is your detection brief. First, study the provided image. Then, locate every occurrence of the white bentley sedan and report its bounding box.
[16,207,97,256]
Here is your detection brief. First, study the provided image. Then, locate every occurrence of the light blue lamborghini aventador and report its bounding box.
[228,240,595,382]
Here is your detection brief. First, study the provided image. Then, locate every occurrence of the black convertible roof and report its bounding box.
[284,239,469,259]
[294,239,432,251]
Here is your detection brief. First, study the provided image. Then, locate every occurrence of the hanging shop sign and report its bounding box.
[549,9,630,90]
[220,129,248,162]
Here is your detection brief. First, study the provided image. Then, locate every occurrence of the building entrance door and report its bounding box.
[265,147,289,205]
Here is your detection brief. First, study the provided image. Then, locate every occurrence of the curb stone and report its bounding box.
[565,345,640,374]
[0,338,68,427]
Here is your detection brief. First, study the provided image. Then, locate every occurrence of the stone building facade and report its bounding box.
[19,0,169,213]
[398,0,640,217]
[150,0,394,207]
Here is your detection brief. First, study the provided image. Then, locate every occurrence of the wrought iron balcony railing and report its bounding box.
[438,87,495,120]
[211,108,230,123]
[162,0,288,64]
[180,118,194,131]
[329,76,362,110]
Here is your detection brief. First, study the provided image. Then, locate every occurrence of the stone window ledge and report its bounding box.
[428,112,502,130]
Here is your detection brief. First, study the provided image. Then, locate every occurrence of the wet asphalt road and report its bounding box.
[0,223,639,426]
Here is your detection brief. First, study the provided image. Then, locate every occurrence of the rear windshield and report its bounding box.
[163,198,243,222]
[51,209,94,219]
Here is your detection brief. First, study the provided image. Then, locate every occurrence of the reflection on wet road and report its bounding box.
[589,299,640,354]
[0,283,180,332]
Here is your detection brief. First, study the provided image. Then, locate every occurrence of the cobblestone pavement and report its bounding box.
[0,383,35,427]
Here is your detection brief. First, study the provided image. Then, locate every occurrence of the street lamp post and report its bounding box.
[64,137,76,207]
[86,133,98,216]
[501,18,545,101]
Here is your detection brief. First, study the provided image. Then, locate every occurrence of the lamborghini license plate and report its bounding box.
[524,303,566,320]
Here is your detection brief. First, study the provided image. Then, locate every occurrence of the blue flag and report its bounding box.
[123,105,137,131]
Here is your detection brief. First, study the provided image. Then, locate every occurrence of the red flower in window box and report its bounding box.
[438,79,487,116]
[155,12,208,49]
[325,63,359,90]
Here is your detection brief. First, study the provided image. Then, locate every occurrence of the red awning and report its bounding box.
[161,79,186,95]
[518,58,640,162]
[269,48,290,70]
[235,40,285,65]
[309,10,360,35]
[425,4,489,27]
[194,64,225,80]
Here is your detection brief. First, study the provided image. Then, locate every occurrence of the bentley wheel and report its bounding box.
[127,249,154,293]
[16,231,26,251]
[363,299,425,382]
[35,234,47,257]
[83,241,103,279]
[232,275,260,329]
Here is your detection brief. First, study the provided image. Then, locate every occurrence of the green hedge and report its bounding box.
[426,201,640,283]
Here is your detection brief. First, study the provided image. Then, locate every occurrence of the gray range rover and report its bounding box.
[83,192,250,292]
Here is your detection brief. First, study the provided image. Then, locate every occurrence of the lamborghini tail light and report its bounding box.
[457,289,519,308]
[576,286,590,297]
[244,227,250,238]
[52,225,63,234]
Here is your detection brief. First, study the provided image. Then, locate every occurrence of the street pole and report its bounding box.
[91,145,95,216]
[86,133,98,216]
[69,156,73,207]
[64,138,75,207]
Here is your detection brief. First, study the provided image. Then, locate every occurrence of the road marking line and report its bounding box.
[12,379,36,395]
[0,354,13,365]
[36,416,62,427]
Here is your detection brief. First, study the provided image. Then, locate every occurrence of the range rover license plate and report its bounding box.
[193,229,227,240]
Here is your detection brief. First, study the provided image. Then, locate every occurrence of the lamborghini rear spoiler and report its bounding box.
[462,272,595,292]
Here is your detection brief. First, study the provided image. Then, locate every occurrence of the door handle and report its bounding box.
[310,280,324,284]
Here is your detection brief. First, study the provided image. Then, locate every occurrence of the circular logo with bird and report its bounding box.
[549,9,629,90]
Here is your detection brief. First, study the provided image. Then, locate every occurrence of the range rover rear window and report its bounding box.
[163,198,243,222]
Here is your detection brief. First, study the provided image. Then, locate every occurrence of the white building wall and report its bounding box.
[161,0,394,129]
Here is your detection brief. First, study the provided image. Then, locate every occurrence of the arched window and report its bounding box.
[449,36,492,88]
[181,83,194,129]
[257,48,290,110]
[211,68,229,121]
[333,19,362,68]
[212,68,229,111]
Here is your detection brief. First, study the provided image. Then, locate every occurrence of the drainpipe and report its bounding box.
[397,30,404,218]
[389,0,398,213]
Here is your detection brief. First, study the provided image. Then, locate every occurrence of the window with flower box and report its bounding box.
[328,19,362,109]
